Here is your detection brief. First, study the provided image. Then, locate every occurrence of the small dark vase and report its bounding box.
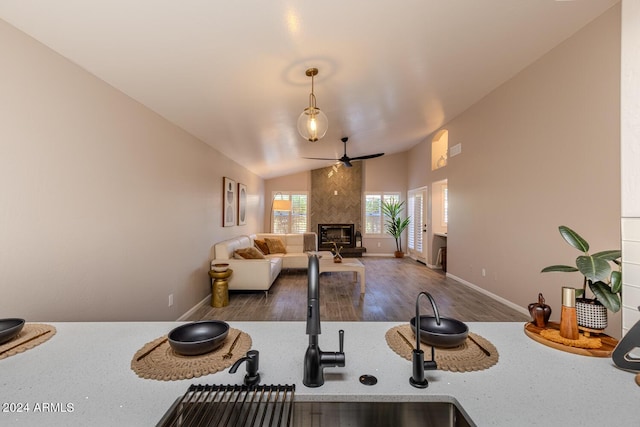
[528,293,552,328]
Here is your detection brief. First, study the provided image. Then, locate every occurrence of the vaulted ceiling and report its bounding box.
[0,0,619,178]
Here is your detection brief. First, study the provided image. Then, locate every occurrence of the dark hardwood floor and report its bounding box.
[189,257,530,323]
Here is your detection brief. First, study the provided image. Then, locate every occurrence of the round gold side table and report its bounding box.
[208,269,232,307]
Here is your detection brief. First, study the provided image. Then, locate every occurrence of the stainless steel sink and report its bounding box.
[292,401,476,427]
[157,384,476,427]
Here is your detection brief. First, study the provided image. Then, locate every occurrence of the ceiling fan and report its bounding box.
[303,137,384,167]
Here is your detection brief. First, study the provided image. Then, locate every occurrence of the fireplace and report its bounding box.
[318,224,355,249]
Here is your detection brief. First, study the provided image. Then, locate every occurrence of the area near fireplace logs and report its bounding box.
[318,224,365,257]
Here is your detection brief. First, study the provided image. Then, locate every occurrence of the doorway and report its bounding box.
[431,179,448,268]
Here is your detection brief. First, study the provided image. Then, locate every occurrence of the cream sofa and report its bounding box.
[252,233,317,269]
[212,233,317,292]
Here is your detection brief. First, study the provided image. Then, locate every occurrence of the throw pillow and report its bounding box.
[265,237,287,254]
[254,239,269,255]
[234,247,266,259]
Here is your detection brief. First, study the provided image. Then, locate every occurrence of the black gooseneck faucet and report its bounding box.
[410,291,439,388]
[303,254,345,387]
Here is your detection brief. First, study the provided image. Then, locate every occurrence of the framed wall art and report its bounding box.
[223,177,236,227]
[238,183,247,225]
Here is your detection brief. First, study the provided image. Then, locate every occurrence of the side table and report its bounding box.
[208,269,233,307]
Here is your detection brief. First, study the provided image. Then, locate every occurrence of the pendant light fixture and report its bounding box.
[297,68,328,142]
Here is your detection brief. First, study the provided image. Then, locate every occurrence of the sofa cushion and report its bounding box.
[254,239,270,255]
[283,234,304,253]
[234,247,266,259]
[214,235,252,260]
[252,233,318,253]
[280,253,311,269]
[265,237,287,254]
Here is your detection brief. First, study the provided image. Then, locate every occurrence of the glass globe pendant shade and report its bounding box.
[297,107,328,142]
[297,67,328,142]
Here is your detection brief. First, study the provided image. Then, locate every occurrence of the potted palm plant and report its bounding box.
[541,225,622,331]
[382,200,411,258]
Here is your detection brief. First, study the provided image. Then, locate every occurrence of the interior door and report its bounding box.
[408,187,428,264]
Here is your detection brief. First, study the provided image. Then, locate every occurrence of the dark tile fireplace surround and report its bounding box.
[310,163,365,257]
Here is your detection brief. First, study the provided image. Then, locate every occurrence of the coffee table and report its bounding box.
[317,256,366,294]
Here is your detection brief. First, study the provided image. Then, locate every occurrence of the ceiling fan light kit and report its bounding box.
[297,68,328,142]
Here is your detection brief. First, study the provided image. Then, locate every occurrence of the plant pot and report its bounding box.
[394,251,405,258]
[576,298,607,330]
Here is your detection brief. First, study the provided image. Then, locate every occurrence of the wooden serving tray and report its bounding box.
[524,322,618,357]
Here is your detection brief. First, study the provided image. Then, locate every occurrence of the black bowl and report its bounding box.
[0,318,26,345]
[410,315,468,348]
[168,321,229,356]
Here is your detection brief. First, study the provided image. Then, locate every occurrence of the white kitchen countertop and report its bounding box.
[0,321,637,426]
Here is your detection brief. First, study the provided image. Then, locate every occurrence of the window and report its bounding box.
[364,192,400,235]
[408,189,424,253]
[442,184,448,225]
[271,192,308,233]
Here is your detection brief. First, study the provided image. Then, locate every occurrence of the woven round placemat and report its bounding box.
[0,323,56,360]
[131,328,252,381]
[385,324,499,372]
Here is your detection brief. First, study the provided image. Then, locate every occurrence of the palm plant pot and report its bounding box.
[394,251,405,258]
[576,298,607,330]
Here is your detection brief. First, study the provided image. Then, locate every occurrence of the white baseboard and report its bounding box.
[178,295,211,321]
[446,273,529,317]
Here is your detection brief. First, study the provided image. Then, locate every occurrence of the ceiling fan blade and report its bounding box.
[303,137,381,167]
[303,157,341,161]
[348,153,385,161]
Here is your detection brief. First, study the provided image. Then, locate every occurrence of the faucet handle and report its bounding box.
[339,329,344,353]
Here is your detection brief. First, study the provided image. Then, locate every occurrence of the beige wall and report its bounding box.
[408,5,622,336]
[0,20,263,321]
[363,152,408,192]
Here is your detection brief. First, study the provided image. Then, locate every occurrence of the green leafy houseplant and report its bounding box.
[541,225,622,313]
[382,200,411,256]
